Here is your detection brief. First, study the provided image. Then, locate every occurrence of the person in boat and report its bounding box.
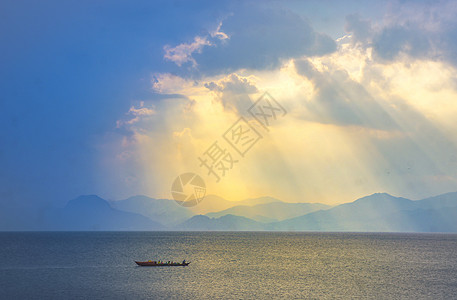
[182,260,186,264]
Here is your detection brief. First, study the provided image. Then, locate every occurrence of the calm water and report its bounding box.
[1,232,457,299]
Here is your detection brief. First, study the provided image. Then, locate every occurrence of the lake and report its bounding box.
[1,232,457,299]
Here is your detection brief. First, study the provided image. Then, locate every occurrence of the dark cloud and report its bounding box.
[372,24,433,61]
[184,4,337,74]
[294,59,396,129]
[345,14,373,45]
[439,25,457,66]
[344,14,434,62]
[344,3,457,66]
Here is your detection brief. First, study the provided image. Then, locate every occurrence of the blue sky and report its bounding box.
[2,0,457,227]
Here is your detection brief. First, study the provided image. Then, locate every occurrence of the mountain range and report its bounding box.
[44,195,163,231]
[39,192,457,232]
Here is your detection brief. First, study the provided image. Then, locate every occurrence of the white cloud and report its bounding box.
[163,36,212,67]
[204,73,257,94]
[116,102,156,127]
[129,101,156,116]
[152,73,198,94]
[163,19,230,68]
[211,21,229,40]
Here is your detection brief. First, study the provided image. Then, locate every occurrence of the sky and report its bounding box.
[2,0,457,227]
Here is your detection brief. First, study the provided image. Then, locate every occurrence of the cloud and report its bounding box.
[211,21,230,40]
[345,14,373,46]
[372,24,434,61]
[116,101,156,128]
[163,36,212,67]
[152,73,200,95]
[163,4,336,74]
[163,19,230,68]
[294,58,396,130]
[151,72,259,115]
[197,5,336,73]
[204,73,258,113]
[129,102,156,116]
[204,73,258,94]
[344,1,457,66]
[107,1,457,205]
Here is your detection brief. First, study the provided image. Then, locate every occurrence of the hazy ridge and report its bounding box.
[26,191,457,232]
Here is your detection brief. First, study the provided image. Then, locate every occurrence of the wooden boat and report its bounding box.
[135,261,190,267]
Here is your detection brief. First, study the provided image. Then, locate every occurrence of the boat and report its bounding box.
[135,260,190,267]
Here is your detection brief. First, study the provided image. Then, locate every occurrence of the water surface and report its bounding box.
[1,232,457,299]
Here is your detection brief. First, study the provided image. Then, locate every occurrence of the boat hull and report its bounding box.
[135,261,190,267]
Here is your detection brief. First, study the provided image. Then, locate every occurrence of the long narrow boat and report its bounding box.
[135,261,190,267]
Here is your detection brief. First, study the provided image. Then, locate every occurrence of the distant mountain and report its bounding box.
[270,193,457,232]
[110,194,248,224]
[110,195,193,226]
[185,195,284,214]
[234,196,282,206]
[48,195,163,230]
[206,202,331,222]
[40,191,457,232]
[186,194,237,214]
[415,192,457,210]
[176,214,265,231]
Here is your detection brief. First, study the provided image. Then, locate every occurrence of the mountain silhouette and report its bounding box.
[206,202,331,222]
[39,191,457,232]
[110,195,193,226]
[47,195,162,230]
[270,193,457,232]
